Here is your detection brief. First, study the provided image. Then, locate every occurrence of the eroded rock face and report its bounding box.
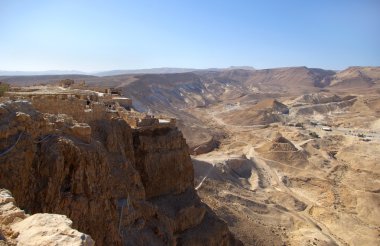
[0,189,95,246]
[133,127,194,199]
[0,101,241,245]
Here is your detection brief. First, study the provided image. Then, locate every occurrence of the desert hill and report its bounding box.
[329,66,380,89]
[217,99,289,126]
[255,135,309,168]
[293,92,343,105]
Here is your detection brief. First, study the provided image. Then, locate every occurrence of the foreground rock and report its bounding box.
[0,189,94,246]
[0,101,241,245]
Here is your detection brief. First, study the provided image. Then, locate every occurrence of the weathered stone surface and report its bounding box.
[0,101,241,246]
[0,189,94,246]
[68,123,91,143]
[12,213,95,246]
[133,127,194,199]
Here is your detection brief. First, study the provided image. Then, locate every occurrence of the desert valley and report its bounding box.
[1,66,379,245]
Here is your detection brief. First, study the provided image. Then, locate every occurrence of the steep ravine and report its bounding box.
[0,100,241,245]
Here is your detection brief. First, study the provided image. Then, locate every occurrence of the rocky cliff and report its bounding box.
[0,100,241,245]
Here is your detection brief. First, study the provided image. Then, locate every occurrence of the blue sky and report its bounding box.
[0,0,379,71]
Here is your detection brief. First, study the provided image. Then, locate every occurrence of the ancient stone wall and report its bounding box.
[30,96,110,124]
[106,97,132,108]
[117,106,177,129]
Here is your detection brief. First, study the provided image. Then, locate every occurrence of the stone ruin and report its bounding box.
[5,86,176,130]
[117,106,176,129]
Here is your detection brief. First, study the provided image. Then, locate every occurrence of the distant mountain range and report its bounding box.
[0,70,87,76]
[93,68,200,76]
[1,66,379,90]
[0,67,256,77]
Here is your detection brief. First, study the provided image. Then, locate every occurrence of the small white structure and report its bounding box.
[158,119,170,123]
[322,127,332,131]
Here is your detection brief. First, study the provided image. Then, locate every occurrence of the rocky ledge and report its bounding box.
[0,189,94,246]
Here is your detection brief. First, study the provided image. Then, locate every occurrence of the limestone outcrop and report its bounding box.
[0,189,94,246]
[0,100,241,245]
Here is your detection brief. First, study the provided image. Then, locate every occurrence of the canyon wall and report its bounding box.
[0,100,241,245]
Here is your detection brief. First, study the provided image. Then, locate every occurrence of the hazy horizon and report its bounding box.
[1,0,379,71]
[3,65,380,77]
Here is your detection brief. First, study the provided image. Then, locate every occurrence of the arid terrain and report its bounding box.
[188,67,380,246]
[1,66,380,245]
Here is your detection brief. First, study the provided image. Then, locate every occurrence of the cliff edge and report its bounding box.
[0,100,241,245]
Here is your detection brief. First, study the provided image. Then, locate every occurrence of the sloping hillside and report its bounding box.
[218,99,289,126]
[329,66,380,89]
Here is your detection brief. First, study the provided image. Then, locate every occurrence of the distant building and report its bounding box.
[105,88,122,96]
